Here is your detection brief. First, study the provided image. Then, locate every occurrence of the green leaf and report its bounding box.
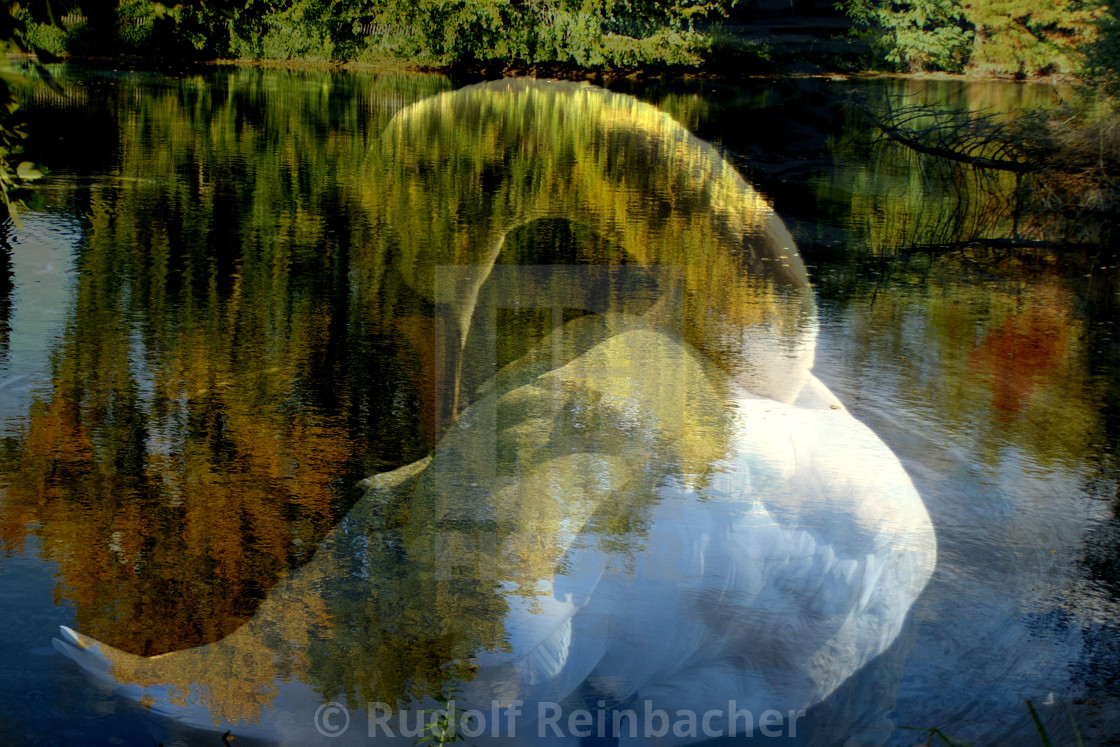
[16,161,43,180]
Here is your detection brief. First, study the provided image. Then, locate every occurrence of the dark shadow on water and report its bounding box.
[0,219,12,365]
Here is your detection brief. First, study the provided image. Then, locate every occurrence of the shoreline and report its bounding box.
[9,51,1088,88]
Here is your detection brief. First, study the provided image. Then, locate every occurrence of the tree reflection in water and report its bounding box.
[35,79,934,744]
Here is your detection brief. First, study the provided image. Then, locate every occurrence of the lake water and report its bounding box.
[0,66,1118,746]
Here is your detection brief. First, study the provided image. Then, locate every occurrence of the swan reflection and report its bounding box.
[54,80,935,746]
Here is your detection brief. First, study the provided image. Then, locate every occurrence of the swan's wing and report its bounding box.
[583,379,935,740]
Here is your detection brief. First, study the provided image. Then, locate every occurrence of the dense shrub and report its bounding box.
[12,0,730,68]
[19,15,69,57]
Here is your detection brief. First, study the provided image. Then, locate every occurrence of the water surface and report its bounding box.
[0,67,1118,745]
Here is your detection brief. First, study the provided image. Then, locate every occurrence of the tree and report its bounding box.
[846,0,974,71]
[962,0,1105,76]
[1086,8,1120,93]
[844,0,1106,75]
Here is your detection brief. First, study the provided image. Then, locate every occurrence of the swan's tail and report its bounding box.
[52,625,260,739]
[52,625,144,688]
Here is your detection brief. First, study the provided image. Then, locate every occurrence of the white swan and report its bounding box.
[53,80,936,745]
[53,313,935,745]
